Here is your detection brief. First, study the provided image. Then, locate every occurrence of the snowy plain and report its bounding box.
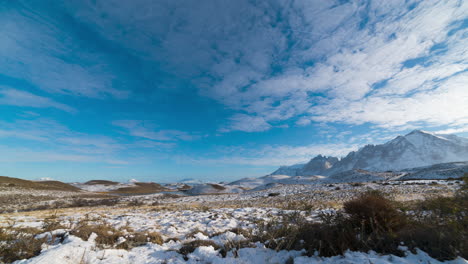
[0,179,465,264]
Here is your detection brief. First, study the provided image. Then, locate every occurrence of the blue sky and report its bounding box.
[0,0,467,182]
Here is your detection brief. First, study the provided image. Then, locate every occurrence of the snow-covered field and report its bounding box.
[1,180,466,263]
[2,206,466,264]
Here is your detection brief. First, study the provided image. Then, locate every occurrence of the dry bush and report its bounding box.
[185,228,209,239]
[283,200,317,211]
[70,218,163,250]
[399,223,466,260]
[296,215,359,257]
[178,240,220,258]
[228,227,252,238]
[42,213,67,232]
[165,237,181,243]
[253,211,306,252]
[343,191,406,234]
[220,239,255,258]
[0,225,47,263]
[127,199,145,207]
[70,221,124,248]
[403,189,468,260]
[210,227,252,240]
[69,198,119,208]
[117,231,163,249]
[248,190,466,260]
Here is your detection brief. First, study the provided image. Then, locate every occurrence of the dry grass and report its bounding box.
[185,228,209,239]
[84,180,119,185]
[69,217,163,250]
[0,176,80,192]
[117,231,163,249]
[0,222,50,263]
[208,184,226,191]
[178,240,220,258]
[247,190,467,260]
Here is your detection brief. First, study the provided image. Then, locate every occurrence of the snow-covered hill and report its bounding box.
[271,130,468,177]
[185,183,245,195]
[229,174,325,189]
[229,161,467,190]
[397,161,468,181]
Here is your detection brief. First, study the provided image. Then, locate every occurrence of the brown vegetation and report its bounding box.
[0,176,80,192]
[250,190,467,260]
[70,219,163,250]
[84,180,119,185]
[178,240,220,258]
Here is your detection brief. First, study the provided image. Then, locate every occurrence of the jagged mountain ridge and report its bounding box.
[271,130,468,177]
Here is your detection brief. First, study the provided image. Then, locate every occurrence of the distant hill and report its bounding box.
[0,176,80,192]
[84,180,119,185]
[108,182,171,195]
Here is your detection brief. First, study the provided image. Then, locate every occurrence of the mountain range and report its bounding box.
[271,130,468,177]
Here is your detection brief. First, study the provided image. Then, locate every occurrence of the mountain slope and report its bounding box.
[271,130,468,177]
[0,176,81,192]
[229,174,324,189]
[397,161,468,180]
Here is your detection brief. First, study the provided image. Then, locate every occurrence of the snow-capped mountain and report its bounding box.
[271,130,468,177]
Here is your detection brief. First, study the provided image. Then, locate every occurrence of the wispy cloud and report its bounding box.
[0,3,130,99]
[0,118,133,165]
[219,114,272,133]
[11,0,464,133]
[0,87,75,112]
[103,0,463,133]
[0,145,128,164]
[113,120,198,141]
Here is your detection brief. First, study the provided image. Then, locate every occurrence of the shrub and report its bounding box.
[400,223,466,260]
[42,213,66,232]
[69,198,119,208]
[185,228,209,239]
[164,237,181,243]
[70,220,163,250]
[0,226,47,263]
[178,240,220,258]
[117,231,163,249]
[70,221,123,248]
[127,199,145,207]
[249,191,466,260]
[343,191,406,234]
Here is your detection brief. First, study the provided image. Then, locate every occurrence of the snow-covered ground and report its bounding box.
[15,238,468,264]
[70,182,136,192]
[1,180,465,263]
[3,206,466,264]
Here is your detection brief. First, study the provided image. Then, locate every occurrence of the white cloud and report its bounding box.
[309,73,468,128]
[0,145,129,164]
[0,6,129,99]
[197,0,468,132]
[220,114,272,133]
[0,87,75,112]
[0,118,174,165]
[113,120,198,141]
[296,116,312,126]
[4,0,466,134]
